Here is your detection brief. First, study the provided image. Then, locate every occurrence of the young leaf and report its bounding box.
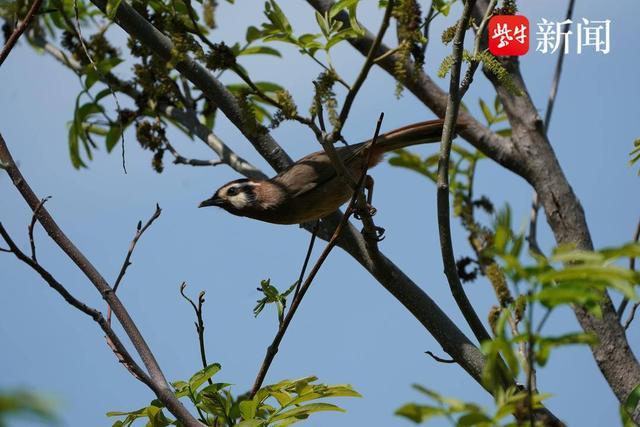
[188,363,222,391]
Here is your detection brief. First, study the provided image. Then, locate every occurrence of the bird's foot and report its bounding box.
[361,225,385,242]
[353,203,377,220]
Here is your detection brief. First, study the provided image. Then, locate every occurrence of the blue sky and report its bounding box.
[1,1,639,426]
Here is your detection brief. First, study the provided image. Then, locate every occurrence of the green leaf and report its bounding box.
[105,125,122,152]
[457,412,493,426]
[315,11,330,37]
[270,403,344,422]
[246,26,262,42]
[264,0,292,34]
[239,399,258,420]
[188,363,221,391]
[329,0,358,18]
[479,99,494,125]
[236,420,264,427]
[621,383,640,427]
[433,0,452,16]
[106,0,122,19]
[536,332,597,366]
[395,403,446,423]
[238,45,282,57]
[495,128,512,137]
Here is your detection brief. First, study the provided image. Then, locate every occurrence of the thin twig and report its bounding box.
[293,221,320,300]
[624,303,639,331]
[420,1,437,57]
[315,1,393,194]
[0,0,44,67]
[180,283,212,382]
[0,222,153,388]
[71,0,127,173]
[28,196,51,262]
[436,0,491,345]
[618,217,640,319]
[112,204,162,294]
[250,115,385,396]
[335,0,393,134]
[526,292,536,427]
[459,0,497,98]
[528,0,576,255]
[425,350,455,364]
[165,142,223,167]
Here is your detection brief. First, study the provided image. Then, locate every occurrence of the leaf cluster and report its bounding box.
[108,365,359,427]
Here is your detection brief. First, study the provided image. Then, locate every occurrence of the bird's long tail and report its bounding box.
[371,119,445,153]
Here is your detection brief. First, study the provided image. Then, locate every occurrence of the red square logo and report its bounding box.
[488,15,530,56]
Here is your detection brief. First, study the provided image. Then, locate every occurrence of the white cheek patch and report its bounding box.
[228,192,249,209]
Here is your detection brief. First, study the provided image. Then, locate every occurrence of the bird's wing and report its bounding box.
[271,143,368,199]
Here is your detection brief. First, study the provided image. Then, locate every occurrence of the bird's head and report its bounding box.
[199,179,261,214]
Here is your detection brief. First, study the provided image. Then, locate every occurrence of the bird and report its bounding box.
[199,119,445,225]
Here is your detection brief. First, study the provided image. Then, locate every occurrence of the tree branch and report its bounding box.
[113,204,162,294]
[436,0,492,345]
[0,132,203,427]
[28,196,51,262]
[0,0,43,67]
[528,0,576,256]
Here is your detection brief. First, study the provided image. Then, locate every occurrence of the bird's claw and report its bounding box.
[353,204,377,220]
[361,225,385,242]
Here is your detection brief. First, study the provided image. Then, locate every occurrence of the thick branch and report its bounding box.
[528,0,576,256]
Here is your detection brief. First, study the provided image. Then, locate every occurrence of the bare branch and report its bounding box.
[293,221,320,300]
[425,350,456,364]
[165,142,223,167]
[624,304,639,331]
[0,0,44,67]
[28,196,51,262]
[0,133,202,427]
[436,0,491,345]
[179,283,212,381]
[112,204,162,294]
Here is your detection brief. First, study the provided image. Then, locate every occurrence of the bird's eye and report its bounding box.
[227,187,238,197]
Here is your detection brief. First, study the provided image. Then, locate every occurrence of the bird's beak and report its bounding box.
[198,196,224,208]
